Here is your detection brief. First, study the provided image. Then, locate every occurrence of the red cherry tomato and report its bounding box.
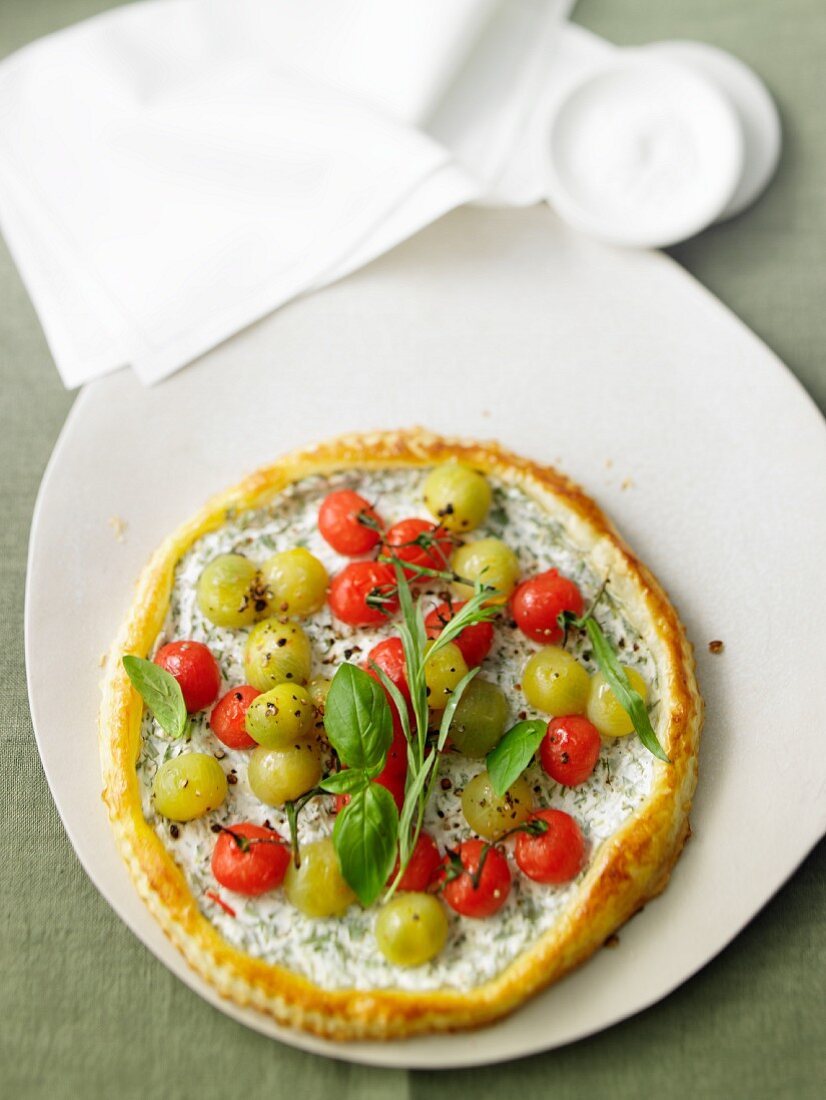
[154,640,221,713]
[514,809,585,885]
[365,637,411,706]
[211,823,290,896]
[393,832,442,892]
[424,601,494,667]
[209,685,261,749]
[383,707,410,778]
[441,839,511,918]
[328,562,399,626]
[318,490,382,556]
[540,716,601,787]
[382,518,453,580]
[511,569,584,644]
[376,767,406,811]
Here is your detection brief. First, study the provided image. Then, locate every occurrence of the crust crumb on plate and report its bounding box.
[108,515,128,542]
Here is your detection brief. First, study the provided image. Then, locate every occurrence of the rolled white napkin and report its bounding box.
[0,0,578,386]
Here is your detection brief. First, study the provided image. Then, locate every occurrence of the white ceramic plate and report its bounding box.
[25,207,826,1068]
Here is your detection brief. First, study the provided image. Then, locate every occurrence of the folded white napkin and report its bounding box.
[0,0,588,386]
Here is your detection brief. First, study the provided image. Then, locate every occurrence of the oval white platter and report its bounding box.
[25,206,826,1068]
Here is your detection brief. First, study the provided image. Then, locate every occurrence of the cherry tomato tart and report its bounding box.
[102,429,702,1042]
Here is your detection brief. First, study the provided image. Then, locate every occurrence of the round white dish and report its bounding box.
[647,40,782,221]
[545,54,743,247]
[25,206,826,1067]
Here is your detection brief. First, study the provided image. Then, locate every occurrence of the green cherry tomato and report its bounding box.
[284,837,356,917]
[244,618,312,691]
[448,678,509,757]
[247,740,322,806]
[196,554,263,628]
[306,676,332,712]
[423,463,492,533]
[244,683,315,747]
[522,646,590,715]
[152,753,228,821]
[587,667,648,737]
[451,538,520,605]
[375,893,449,966]
[261,548,329,618]
[424,641,468,711]
[461,770,533,840]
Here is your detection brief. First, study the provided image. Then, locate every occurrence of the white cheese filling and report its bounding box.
[136,469,658,992]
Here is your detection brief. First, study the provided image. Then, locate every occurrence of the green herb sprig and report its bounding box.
[380,559,499,898]
[557,591,669,762]
[122,655,189,739]
[288,558,496,906]
[581,616,669,762]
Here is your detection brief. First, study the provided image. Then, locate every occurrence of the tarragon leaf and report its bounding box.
[584,618,670,762]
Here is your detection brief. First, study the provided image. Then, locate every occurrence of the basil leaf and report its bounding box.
[319,770,369,795]
[584,618,670,763]
[333,782,399,906]
[487,719,547,797]
[122,655,189,739]
[324,663,392,771]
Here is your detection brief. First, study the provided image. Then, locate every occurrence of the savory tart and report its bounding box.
[99,429,702,1040]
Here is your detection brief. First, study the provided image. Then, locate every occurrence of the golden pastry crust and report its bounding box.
[99,428,702,1040]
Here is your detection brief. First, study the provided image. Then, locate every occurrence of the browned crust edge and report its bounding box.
[99,428,703,1040]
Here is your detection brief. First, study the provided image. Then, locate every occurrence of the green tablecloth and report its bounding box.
[1,1,823,1096]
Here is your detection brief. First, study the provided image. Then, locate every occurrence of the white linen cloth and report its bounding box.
[0,0,594,387]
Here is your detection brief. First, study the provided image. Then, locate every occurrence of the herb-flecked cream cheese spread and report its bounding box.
[136,469,658,992]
